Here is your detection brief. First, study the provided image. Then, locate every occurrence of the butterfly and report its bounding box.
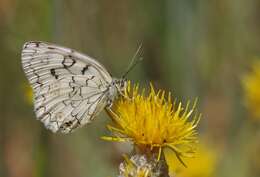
[21,41,141,133]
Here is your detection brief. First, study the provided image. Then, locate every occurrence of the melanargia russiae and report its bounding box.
[21,41,141,133]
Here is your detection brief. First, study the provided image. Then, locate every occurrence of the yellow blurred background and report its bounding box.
[0,0,260,177]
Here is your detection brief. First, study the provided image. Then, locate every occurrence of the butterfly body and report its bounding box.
[22,41,126,133]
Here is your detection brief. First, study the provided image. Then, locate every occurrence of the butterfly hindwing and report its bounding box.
[21,41,112,133]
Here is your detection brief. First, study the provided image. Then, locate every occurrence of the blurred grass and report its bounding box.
[1,0,260,177]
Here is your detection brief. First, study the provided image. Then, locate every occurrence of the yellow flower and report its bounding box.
[243,59,260,120]
[103,82,201,167]
[164,141,217,177]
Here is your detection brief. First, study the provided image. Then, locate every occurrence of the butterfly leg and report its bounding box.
[105,106,120,122]
[118,90,132,101]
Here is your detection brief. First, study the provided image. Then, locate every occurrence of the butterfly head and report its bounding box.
[106,78,127,107]
[113,78,127,93]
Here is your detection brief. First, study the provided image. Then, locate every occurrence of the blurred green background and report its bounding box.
[1,0,260,177]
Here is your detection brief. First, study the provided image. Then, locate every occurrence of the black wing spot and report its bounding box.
[81,65,90,75]
[60,121,73,129]
[65,121,73,126]
[50,68,58,79]
[62,56,76,68]
[72,76,75,83]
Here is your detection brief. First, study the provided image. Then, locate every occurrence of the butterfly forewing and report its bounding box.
[22,41,113,133]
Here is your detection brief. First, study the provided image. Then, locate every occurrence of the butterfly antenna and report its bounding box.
[122,43,143,78]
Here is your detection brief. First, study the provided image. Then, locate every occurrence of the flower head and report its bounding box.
[243,59,260,120]
[103,82,201,167]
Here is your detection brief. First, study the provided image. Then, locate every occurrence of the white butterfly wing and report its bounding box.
[22,41,112,133]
